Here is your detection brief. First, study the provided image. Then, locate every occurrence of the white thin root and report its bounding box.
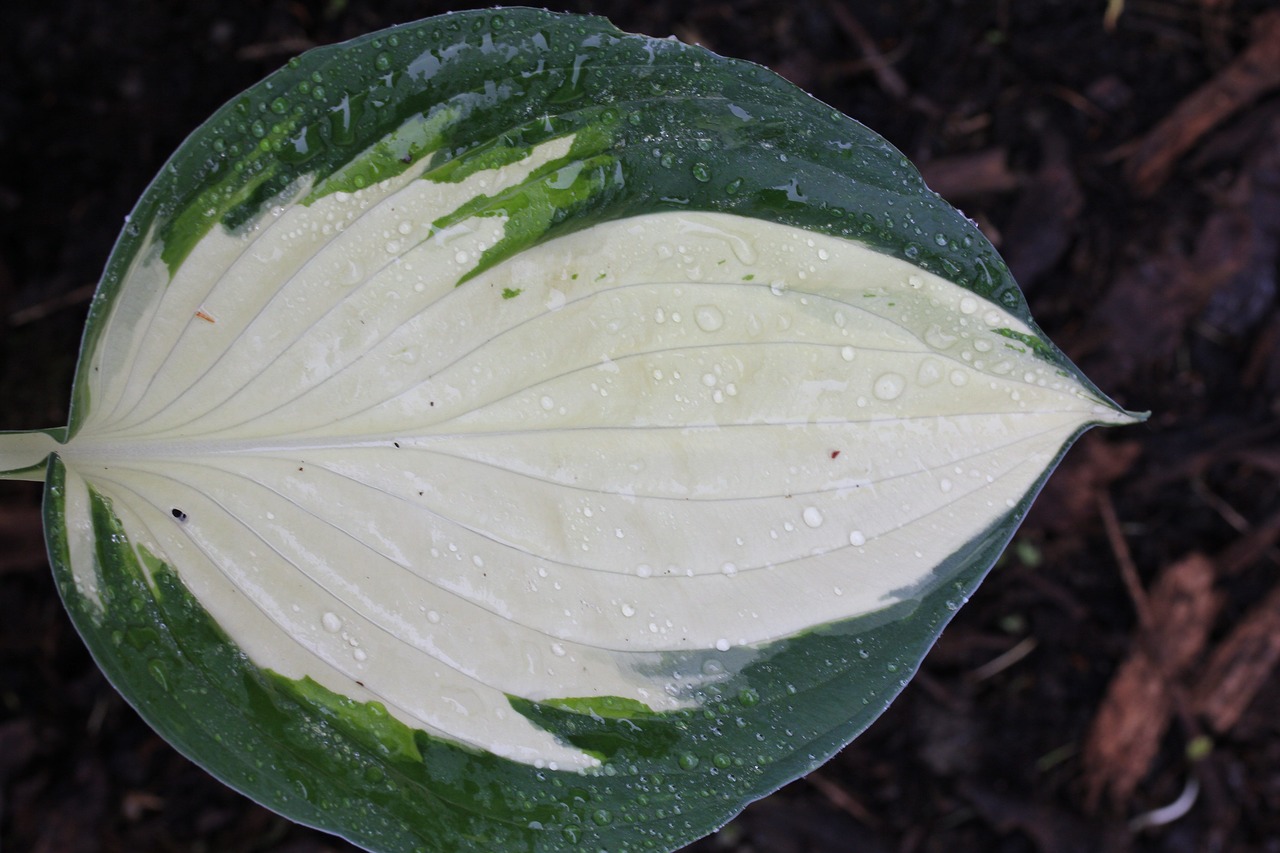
[1129,776,1199,831]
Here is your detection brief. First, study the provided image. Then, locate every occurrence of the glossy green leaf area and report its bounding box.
[7,8,1144,853]
[45,441,1059,852]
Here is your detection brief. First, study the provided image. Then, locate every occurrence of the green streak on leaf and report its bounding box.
[537,695,663,720]
[509,696,685,762]
[270,676,424,764]
[501,287,522,299]
[440,151,620,286]
[427,133,541,185]
[161,156,284,276]
[304,106,459,204]
[993,327,1055,361]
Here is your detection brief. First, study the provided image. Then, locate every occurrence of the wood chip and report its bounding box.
[1124,10,1280,196]
[1192,582,1280,733]
[1083,553,1220,809]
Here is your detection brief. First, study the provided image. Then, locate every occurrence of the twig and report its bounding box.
[968,636,1038,683]
[806,771,881,828]
[1098,491,1154,631]
[7,283,96,327]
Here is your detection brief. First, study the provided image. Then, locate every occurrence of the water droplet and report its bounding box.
[849,530,866,547]
[540,395,554,411]
[917,358,943,386]
[940,478,954,493]
[322,612,343,633]
[694,305,724,332]
[620,603,636,617]
[374,51,392,72]
[959,296,978,315]
[426,610,441,624]
[802,506,824,528]
[840,346,855,362]
[637,564,653,578]
[873,372,906,401]
[678,753,701,770]
[738,688,760,707]
[721,562,738,577]
[353,648,368,662]
[691,162,711,182]
[950,369,969,386]
[592,808,613,826]
[715,638,731,652]
[924,324,958,350]
[713,753,732,769]
[147,659,169,691]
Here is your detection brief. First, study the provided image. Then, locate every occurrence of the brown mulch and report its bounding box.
[2,1,1279,851]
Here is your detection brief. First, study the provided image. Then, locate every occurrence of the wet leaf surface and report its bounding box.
[3,2,1279,851]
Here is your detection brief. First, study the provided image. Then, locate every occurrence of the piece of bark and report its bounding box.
[1192,582,1280,734]
[919,148,1018,202]
[1124,10,1280,196]
[1082,553,1220,810]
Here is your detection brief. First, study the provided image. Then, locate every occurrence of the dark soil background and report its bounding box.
[2,1,1279,851]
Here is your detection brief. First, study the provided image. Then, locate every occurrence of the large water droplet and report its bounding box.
[802,506,824,528]
[924,324,958,350]
[694,305,724,332]
[873,372,906,400]
[917,358,943,386]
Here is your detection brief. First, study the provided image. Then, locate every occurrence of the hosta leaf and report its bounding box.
[0,10,1140,852]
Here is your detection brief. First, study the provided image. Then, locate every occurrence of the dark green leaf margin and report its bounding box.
[48,9,1126,852]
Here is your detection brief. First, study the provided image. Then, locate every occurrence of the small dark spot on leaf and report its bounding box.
[393,441,400,448]
[501,287,523,299]
[171,508,188,521]
[831,450,841,459]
